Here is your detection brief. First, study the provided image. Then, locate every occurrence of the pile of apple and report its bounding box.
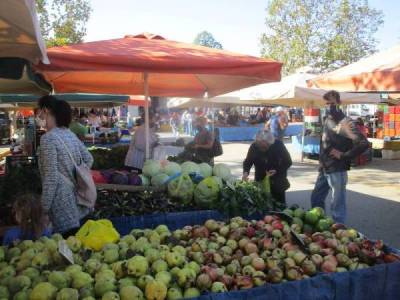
[0,207,399,300]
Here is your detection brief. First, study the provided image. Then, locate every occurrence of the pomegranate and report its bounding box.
[261,238,274,250]
[228,229,242,241]
[272,220,284,230]
[282,242,297,252]
[202,266,219,282]
[220,274,233,288]
[272,248,286,260]
[286,267,302,281]
[321,248,335,256]
[226,239,238,251]
[234,275,254,289]
[244,242,258,255]
[272,229,283,239]
[321,260,337,273]
[266,258,280,269]
[311,254,324,267]
[336,244,349,255]
[248,252,259,260]
[219,225,230,237]
[240,256,252,266]
[264,215,274,224]
[267,267,284,283]
[347,242,360,257]
[213,253,223,264]
[293,251,307,265]
[242,265,256,276]
[301,259,317,276]
[196,273,212,291]
[205,219,220,232]
[336,253,351,267]
[246,226,256,238]
[309,242,321,255]
[331,223,346,232]
[255,220,265,230]
[264,224,274,234]
[284,257,296,269]
[238,238,250,250]
[312,233,325,243]
[251,257,266,271]
[252,271,267,286]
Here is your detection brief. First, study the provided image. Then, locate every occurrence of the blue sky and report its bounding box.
[85,0,399,56]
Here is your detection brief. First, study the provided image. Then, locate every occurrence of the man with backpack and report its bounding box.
[310,91,369,223]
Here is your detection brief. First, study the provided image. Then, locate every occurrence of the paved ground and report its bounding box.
[215,141,400,248]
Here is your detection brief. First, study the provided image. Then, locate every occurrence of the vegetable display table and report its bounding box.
[110,210,400,300]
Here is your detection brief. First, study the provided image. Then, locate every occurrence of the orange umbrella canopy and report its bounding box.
[309,45,400,92]
[37,33,282,97]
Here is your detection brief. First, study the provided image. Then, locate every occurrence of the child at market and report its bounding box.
[2,194,51,246]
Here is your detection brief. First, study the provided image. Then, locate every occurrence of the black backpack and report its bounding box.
[212,128,223,157]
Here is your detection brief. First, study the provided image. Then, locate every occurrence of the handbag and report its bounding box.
[55,134,97,208]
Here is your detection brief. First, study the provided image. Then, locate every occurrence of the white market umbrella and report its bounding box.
[0,0,49,64]
[225,72,380,107]
[167,96,263,109]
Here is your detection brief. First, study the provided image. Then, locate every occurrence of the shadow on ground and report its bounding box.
[287,189,400,249]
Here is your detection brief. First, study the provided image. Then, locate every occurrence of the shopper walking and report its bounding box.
[267,107,288,140]
[37,96,93,236]
[310,91,369,223]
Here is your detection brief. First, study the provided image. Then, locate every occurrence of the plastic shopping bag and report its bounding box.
[261,175,271,194]
[76,219,120,251]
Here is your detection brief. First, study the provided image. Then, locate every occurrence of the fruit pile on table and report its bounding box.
[0,207,398,300]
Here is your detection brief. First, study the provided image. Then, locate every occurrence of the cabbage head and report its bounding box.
[151,173,169,187]
[142,160,161,177]
[210,176,223,189]
[198,163,212,178]
[162,161,181,176]
[194,177,220,208]
[213,163,231,180]
[139,175,150,186]
[168,174,194,204]
[181,161,200,175]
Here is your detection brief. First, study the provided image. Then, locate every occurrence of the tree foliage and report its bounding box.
[260,0,384,74]
[194,31,223,49]
[35,0,92,47]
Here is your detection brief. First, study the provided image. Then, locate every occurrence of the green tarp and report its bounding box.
[0,93,129,108]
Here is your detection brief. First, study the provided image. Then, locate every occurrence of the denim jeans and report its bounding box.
[310,170,348,223]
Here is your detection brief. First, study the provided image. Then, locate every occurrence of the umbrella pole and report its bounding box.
[144,72,150,159]
[301,101,307,162]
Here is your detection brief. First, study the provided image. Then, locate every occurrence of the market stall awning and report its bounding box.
[0,58,51,95]
[308,45,400,92]
[36,33,282,97]
[220,72,380,107]
[167,96,262,109]
[0,0,49,64]
[0,93,129,108]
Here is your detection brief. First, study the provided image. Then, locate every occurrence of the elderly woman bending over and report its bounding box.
[242,130,292,204]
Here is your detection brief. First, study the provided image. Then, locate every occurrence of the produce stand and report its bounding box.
[109,210,400,300]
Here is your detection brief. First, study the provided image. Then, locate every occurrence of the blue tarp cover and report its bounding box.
[110,210,400,300]
[218,123,303,142]
[292,135,321,154]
